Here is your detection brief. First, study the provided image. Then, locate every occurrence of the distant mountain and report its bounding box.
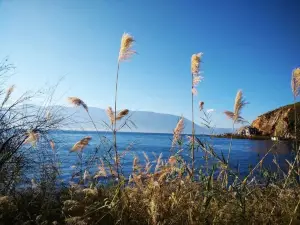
[57,106,231,134]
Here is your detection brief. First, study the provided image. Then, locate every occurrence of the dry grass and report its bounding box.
[224,89,247,124]
[68,97,88,112]
[191,53,203,75]
[199,101,204,111]
[1,84,15,106]
[172,117,184,147]
[118,33,136,62]
[291,68,300,97]
[106,106,115,124]
[71,136,92,152]
[24,130,39,146]
[116,109,129,120]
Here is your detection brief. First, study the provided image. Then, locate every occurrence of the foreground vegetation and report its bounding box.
[1,35,300,225]
[1,178,300,225]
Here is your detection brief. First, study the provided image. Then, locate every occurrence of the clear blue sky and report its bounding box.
[0,0,299,128]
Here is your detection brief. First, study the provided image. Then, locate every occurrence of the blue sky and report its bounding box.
[0,0,299,128]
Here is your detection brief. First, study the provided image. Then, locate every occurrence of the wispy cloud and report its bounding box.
[206,108,215,114]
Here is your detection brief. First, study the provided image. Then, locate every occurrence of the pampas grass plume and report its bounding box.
[224,90,247,123]
[71,136,92,152]
[191,53,203,75]
[291,67,300,97]
[67,97,88,112]
[172,117,184,147]
[119,33,136,62]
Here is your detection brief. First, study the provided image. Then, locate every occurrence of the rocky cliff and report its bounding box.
[251,102,300,139]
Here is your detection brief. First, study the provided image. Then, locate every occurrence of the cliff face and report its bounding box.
[251,102,300,139]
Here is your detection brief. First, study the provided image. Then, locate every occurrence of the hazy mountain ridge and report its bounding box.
[56,106,231,134]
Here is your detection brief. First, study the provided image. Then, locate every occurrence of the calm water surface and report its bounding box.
[50,131,294,180]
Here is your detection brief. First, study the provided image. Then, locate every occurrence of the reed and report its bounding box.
[224,89,247,164]
[172,117,184,147]
[24,130,39,146]
[113,33,136,180]
[190,52,203,178]
[67,96,102,137]
[1,85,15,107]
[71,136,92,152]
[67,97,88,112]
[291,67,300,161]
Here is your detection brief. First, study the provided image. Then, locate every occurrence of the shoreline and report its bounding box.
[212,133,293,141]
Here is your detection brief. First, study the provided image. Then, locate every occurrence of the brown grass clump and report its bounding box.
[49,179,299,225]
[68,97,88,112]
[71,136,92,152]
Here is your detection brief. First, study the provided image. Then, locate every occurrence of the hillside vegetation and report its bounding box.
[252,102,300,138]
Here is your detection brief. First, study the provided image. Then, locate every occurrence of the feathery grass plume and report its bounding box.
[154,153,163,173]
[24,130,39,146]
[224,90,247,124]
[199,101,204,111]
[71,136,92,152]
[191,53,203,75]
[106,106,115,124]
[172,117,184,147]
[193,75,203,87]
[67,97,88,112]
[49,140,55,151]
[143,151,150,163]
[94,159,107,178]
[291,68,300,97]
[113,33,136,181]
[224,90,247,165]
[289,67,300,183]
[46,111,52,121]
[83,170,90,182]
[118,33,136,62]
[190,53,203,178]
[143,152,152,173]
[2,85,15,106]
[187,135,197,145]
[133,156,139,171]
[168,156,177,166]
[191,87,198,96]
[116,109,129,120]
[114,156,120,165]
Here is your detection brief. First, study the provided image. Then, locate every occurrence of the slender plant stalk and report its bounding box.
[191,74,195,178]
[293,97,299,169]
[227,123,235,164]
[190,52,203,178]
[114,62,121,180]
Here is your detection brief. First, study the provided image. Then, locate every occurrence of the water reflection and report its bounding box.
[251,140,292,155]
